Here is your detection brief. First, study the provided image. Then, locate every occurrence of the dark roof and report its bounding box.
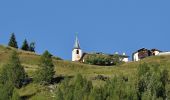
[132,48,162,56]
[137,48,148,52]
[151,48,161,52]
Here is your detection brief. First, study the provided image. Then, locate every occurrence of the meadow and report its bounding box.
[0,45,170,99]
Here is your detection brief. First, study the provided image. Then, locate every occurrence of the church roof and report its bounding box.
[74,35,80,49]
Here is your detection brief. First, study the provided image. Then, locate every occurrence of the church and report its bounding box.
[72,35,83,61]
[72,35,129,63]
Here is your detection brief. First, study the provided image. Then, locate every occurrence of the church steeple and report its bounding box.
[72,34,83,61]
[74,34,80,49]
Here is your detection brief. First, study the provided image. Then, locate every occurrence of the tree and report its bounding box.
[0,82,14,100]
[0,51,26,88]
[137,63,151,100]
[34,50,55,85]
[29,42,35,52]
[137,63,168,100]
[21,39,29,51]
[11,89,21,100]
[8,33,18,48]
[73,74,86,100]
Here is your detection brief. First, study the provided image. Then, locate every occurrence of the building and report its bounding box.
[158,52,170,55]
[132,48,161,61]
[72,35,129,63]
[121,53,129,62]
[72,35,83,61]
[151,49,160,56]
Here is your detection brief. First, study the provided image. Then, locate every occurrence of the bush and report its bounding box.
[0,51,26,88]
[137,63,169,100]
[34,50,55,85]
[84,54,122,66]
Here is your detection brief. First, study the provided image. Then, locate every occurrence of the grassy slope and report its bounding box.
[0,45,170,99]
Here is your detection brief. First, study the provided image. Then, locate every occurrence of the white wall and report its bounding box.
[153,51,160,55]
[72,49,83,61]
[122,58,128,62]
[133,52,139,61]
[158,52,170,56]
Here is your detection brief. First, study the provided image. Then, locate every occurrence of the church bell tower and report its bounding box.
[72,35,83,61]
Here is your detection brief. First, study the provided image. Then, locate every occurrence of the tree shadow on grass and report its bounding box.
[51,75,74,84]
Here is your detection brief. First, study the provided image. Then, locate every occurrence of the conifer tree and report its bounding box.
[0,83,14,100]
[29,42,35,52]
[21,39,29,51]
[8,33,18,48]
[11,89,21,100]
[0,51,26,88]
[34,50,55,85]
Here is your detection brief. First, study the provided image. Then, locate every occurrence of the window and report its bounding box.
[76,50,79,54]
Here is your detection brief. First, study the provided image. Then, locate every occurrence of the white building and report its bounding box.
[122,53,129,62]
[151,49,160,56]
[158,52,170,56]
[72,35,83,61]
[132,48,161,61]
[132,52,139,61]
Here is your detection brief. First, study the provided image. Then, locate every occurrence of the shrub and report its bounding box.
[34,50,55,85]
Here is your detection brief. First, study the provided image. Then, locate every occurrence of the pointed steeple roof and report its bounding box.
[74,34,80,49]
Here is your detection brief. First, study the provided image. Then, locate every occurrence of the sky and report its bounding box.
[0,0,170,60]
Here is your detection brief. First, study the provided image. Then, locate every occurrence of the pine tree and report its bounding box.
[21,39,29,51]
[0,51,26,88]
[34,50,55,85]
[8,33,18,48]
[0,82,14,100]
[11,89,21,100]
[29,42,35,52]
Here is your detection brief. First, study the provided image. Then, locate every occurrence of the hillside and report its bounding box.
[0,45,170,99]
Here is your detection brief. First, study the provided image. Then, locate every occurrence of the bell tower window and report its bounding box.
[76,50,79,54]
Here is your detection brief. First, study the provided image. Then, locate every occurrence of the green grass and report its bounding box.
[0,45,170,99]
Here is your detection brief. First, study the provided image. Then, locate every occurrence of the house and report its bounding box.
[151,49,161,56]
[121,53,129,62]
[158,52,170,55]
[132,48,161,61]
[72,35,129,63]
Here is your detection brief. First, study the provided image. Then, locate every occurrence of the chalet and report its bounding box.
[132,48,161,61]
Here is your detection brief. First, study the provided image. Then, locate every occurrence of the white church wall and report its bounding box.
[72,49,83,61]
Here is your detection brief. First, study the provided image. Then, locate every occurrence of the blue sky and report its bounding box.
[0,0,170,60]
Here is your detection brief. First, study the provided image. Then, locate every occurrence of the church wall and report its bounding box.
[72,49,83,61]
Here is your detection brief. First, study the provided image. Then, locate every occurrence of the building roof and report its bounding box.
[73,35,80,49]
[151,48,161,52]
